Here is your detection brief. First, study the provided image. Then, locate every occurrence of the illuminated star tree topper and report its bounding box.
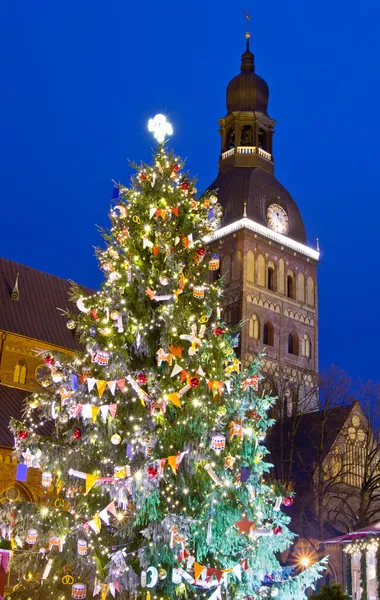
[148,113,173,144]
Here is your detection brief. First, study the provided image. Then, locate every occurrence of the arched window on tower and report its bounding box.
[225,127,235,150]
[257,255,266,287]
[302,334,311,358]
[307,277,315,307]
[249,314,260,340]
[263,321,274,346]
[258,128,267,150]
[297,272,305,303]
[267,261,276,291]
[13,360,27,384]
[246,250,254,283]
[287,272,295,299]
[240,125,253,147]
[288,332,299,356]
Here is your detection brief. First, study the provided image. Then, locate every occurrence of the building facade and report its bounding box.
[207,35,320,414]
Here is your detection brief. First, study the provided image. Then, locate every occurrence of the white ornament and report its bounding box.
[148,114,173,144]
[111,434,122,445]
[76,297,88,313]
[146,566,158,588]
[172,568,182,584]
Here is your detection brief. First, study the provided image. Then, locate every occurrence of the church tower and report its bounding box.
[207,35,320,414]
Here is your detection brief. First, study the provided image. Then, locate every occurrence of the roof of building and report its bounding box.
[268,402,356,486]
[0,257,94,350]
[209,167,307,243]
[0,385,29,447]
[226,38,269,114]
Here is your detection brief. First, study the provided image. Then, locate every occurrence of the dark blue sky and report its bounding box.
[0,1,378,381]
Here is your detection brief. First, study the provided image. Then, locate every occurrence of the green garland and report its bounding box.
[360,551,367,600]
[345,552,352,597]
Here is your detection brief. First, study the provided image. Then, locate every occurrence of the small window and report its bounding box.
[287,273,295,299]
[225,127,235,150]
[240,125,253,146]
[258,128,266,150]
[249,314,260,339]
[288,333,299,355]
[263,322,274,346]
[13,360,27,384]
[302,334,311,358]
[267,267,274,291]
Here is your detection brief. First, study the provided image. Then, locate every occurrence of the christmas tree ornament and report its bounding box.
[158,568,167,580]
[235,516,255,535]
[76,297,88,313]
[92,350,110,366]
[26,529,38,545]
[159,276,169,286]
[283,496,294,507]
[190,376,200,388]
[29,398,39,408]
[51,371,64,383]
[181,182,189,191]
[193,286,205,299]
[45,355,55,366]
[149,399,167,416]
[17,429,28,440]
[229,419,244,441]
[73,428,82,440]
[71,583,87,598]
[172,164,179,174]
[111,434,122,445]
[89,325,96,337]
[110,310,120,321]
[146,566,158,588]
[140,172,147,181]
[147,465,159,479]
[66,319,76,330]
[41,472,53,487]
[213,327,224,336]
[240,466,251,483]
[204,464,222,486]
[77,539,87,556]
[148,114,173,144]
[195,247,206,263]
[208,254,220,270]
[272,526,282,536]
[136,373,147,385]
[224,453,236,469]
[274,496,282,511]
[210,434,226,451]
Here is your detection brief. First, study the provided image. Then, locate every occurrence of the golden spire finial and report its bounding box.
[244,8,251,40]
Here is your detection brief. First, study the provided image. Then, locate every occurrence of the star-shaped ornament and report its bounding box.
[224,453,236,470]
[235,516,255,535]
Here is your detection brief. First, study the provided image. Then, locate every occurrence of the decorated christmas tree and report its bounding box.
[4,116,325,599]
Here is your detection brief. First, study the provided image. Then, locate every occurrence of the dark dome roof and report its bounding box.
[209,168,306,244]
[226,40,269,114]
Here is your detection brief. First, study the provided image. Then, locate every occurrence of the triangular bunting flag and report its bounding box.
[96,380,107,397]
[116,378,125,391]
[232,564,242,581]
[194,562,205,582]
[81,404,92,420]
[91,406,100,423]
[196,366,205,377]
[99,405,109,421]
[99,508,110,525]
[108,403,117,418]
[170,364,183,377]
[85,473,98,495]
[101,584,109,600]
[109,583,116,598]
[167,392,181,408]
[93,512,101,532]
[107,380,117,395]
[240,558,249,571]
[171,206,179,217]
[215,569,223,582]
[88,519,98,533]
[87,377,97,392]
[224,381,231,394]
[167,454,178,474]
[106,501,117,517]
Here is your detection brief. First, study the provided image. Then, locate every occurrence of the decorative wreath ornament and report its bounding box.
[62,575,75,585]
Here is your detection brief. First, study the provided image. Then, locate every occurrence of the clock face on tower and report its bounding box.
[267,203,289,234]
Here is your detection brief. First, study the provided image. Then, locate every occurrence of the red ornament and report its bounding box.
[272,526,283,536]
[196,247,206,257]
[190,376,200,388]
[147,466,159,479]
[136,373,147,385]
[140,172,147,181]
[17,430,28,440]
[73,428,82,440]
[213,327,224,336]
[283,496,294,507]
[45,355,55,366]
[181,182,189,191]
[172,164,179,173]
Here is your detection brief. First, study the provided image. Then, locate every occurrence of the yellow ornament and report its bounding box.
[224,453,236,470]
[62,575,74,585]
[133,215,141,224]
[158,568,167,580]
[199,315,209,324]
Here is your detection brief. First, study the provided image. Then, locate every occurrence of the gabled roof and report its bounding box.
[268,402,357,486]
[0,257,94,350]
[0,385,29,447]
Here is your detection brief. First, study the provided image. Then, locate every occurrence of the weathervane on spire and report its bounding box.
[244,8,251,40]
